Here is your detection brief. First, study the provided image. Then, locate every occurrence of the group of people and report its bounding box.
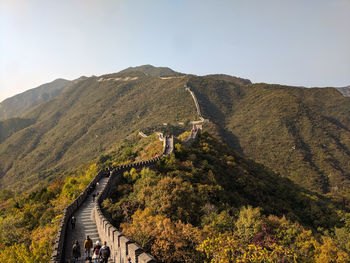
[72,235,111,263]
[69,177,132,262]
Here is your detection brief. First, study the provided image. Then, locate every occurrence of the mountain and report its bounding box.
[0,78,73,120]
[0,117,35,144]
[1,131,348,262]
[1,65,350,198]
[205,74,252,85]
[187,77,350,194]
[102,133,347,262]
[119,64,183,77]
[1,65,350,261]
[337,86,350,97]
[0,69,197,190]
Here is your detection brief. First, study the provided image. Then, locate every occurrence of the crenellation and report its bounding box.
[119,236,132,258]
[106,223,113,237]
[128,243,143,263]
[113,230,123,246]
[138,252,157,263]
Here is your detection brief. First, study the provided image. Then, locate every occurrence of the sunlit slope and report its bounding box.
[0,71,196,190]
[188,76,350,193]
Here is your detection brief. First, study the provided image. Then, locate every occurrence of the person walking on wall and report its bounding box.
[128,257,132,263]
[99,241,111,263]
[72,240,81,263]
[92,240,101,263]
[71,216,76,229]
[84,235,93,259]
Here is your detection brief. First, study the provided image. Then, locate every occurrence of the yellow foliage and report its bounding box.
[316,236,349,263]
[199,234,296,263]
[121,208,202,262]
[138,140,163,159]
[0,238,51,263]
[178,131,191,141]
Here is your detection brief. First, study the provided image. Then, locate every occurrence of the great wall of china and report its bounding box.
[51,81,205,263]
[51,136,174,263]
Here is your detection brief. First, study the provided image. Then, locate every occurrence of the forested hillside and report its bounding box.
[102,133,350,262]
[0,117,35,144]
[1,66,350,199]
[0,133,163,262]
[188,76,350,195]
[0,68,197,191]
[1,66,350,198]
[1,65,350,262]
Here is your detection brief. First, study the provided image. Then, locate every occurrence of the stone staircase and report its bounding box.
[53,135,182,262]
[64,178,112,262]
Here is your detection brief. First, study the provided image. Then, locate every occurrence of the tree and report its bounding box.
[235,206,262,243]
[138,176,200,224]
[121,208,203,262]
[316,236,349,263]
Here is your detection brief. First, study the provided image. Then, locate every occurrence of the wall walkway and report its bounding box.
[51,137,174,263]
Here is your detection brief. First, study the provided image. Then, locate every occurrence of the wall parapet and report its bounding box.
[94,155,162,263]
[185,83,209,123]
[51,136,173,263]
[50,169,109,262]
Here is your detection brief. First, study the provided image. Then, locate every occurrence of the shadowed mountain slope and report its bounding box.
[0,117,35,144]
[0,70,197,190]
[0,78,73,120]
[188,77,350,194]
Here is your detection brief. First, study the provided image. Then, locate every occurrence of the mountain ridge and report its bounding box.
[1,65,350,199]
[187,77,350,194]
[0,71,197,190]
[0,78,72,120]
[118,64,183,77]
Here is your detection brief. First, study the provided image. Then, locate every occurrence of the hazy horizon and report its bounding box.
[1,0,350,102]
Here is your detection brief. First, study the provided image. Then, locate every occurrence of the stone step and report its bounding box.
[64,177,114,262]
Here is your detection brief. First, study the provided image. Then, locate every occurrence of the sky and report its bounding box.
[1,0,350,102]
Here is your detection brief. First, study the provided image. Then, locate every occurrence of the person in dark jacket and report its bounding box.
[72,240,81,262]
[71,216,76,229]
[99,241,111,263]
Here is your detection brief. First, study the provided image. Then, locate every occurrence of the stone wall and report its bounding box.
[185,83,209,124]
[50,168,109,262]
[51,136,173,263]
[184,125,201,146]
[93,156,163,263]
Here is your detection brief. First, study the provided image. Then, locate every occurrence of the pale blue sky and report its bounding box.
[1,0,350,102]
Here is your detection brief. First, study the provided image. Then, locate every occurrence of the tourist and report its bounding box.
[99,241,111,263]
[72,240,81,263]
[92,240,101,263]
[84,235,93,259]
[71,216,76,229]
